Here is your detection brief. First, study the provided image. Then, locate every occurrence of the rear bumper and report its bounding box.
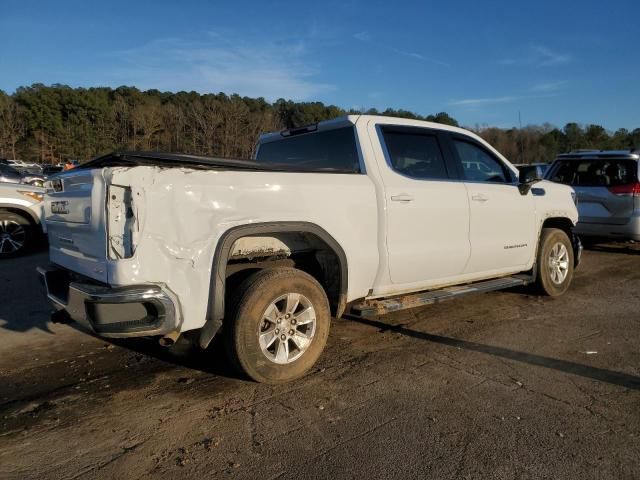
[575,216,640,242]
[37,265,178,338]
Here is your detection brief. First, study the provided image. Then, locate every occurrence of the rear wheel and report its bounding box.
[0,211,33,258]
[225,268,331,383]
[534,228,574,297]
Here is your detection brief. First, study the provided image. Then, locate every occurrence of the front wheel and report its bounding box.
[225,268,331,383]
[534,228,575,297]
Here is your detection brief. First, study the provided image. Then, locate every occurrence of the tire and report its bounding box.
[534,228,574,297]
[225,268,331,383]
[0,211,33,259]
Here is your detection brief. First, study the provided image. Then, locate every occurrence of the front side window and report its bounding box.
[453,139,510,183]
[256,126,360,173]
[381,128,449,180]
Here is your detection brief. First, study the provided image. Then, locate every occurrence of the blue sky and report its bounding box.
[1,0,639,130]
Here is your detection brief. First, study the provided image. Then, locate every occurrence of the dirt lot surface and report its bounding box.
[1,244,639,480]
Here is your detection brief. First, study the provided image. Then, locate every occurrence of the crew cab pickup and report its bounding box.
[39,115,581,383]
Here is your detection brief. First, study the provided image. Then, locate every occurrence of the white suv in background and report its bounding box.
[0,183,46,258]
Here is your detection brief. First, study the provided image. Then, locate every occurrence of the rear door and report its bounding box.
[373,125,471,286]
[548,158,638,225]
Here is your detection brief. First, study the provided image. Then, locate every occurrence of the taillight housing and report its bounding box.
[608,182,640,197]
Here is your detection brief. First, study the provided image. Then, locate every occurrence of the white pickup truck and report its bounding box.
[39,115,581,383]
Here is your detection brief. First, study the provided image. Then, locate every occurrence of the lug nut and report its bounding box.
[275,329,279,334]
[291,319,296,325]
[285,314,290,319]
[280,334,286,341]
[289,329,294,335]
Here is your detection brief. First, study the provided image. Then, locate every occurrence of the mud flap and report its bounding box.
[572,234,583,267]
[199,317,223,349]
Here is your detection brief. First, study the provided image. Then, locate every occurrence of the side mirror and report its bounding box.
[518,167,542,195]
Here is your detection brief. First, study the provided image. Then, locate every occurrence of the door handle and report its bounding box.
[390,194,414,202]
[471,194,489,202]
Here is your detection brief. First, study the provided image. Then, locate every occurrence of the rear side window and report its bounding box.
[549,159,639,186]
[453,140,510,183]
[381,128,449,180]
[256,127,361,173]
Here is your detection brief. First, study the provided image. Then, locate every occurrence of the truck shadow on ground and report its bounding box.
[0,307,53,334]
[343,314,640,391]
[0,249,55,335]
[584,244,639,256]
[105,333,242,379]
[96,313,640,390]
[580,239,639,255]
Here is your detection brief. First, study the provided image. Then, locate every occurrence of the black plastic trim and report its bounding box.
[78,151,359,174]
[199,222,348,349]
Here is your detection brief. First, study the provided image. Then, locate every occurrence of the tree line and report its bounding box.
[0,84,638,164]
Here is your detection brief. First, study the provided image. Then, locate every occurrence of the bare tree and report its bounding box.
[0,97,25,159]
[131,100,164,150]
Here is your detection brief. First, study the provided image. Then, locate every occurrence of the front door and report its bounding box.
[448,136,536,274]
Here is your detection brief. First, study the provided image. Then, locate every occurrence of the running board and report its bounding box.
[351,274,533,317]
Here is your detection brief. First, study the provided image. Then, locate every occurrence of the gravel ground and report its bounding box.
[1,243,639,480]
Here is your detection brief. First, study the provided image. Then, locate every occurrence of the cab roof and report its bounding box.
[258,114,478,144]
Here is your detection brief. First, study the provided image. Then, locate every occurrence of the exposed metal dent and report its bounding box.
[107,185,137,259]
[229,234,312,259]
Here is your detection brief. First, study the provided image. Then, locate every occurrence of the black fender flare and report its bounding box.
[199,221,348,349]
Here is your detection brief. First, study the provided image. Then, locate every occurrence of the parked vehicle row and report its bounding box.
[37,115,581,383]
[1,159,65,178]
[0,163,46,187]
[7,115,634,384]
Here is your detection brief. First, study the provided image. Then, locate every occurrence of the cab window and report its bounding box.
[381,128,449,180]
[256,127,361,173]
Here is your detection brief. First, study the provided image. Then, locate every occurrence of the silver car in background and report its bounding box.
[0,163,46,187]
[546,150,640,241]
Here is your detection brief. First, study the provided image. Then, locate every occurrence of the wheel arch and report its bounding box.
[199,221,348,349]
[541,216,574,239]
[0,204,40,228]
[539,216,581,269]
